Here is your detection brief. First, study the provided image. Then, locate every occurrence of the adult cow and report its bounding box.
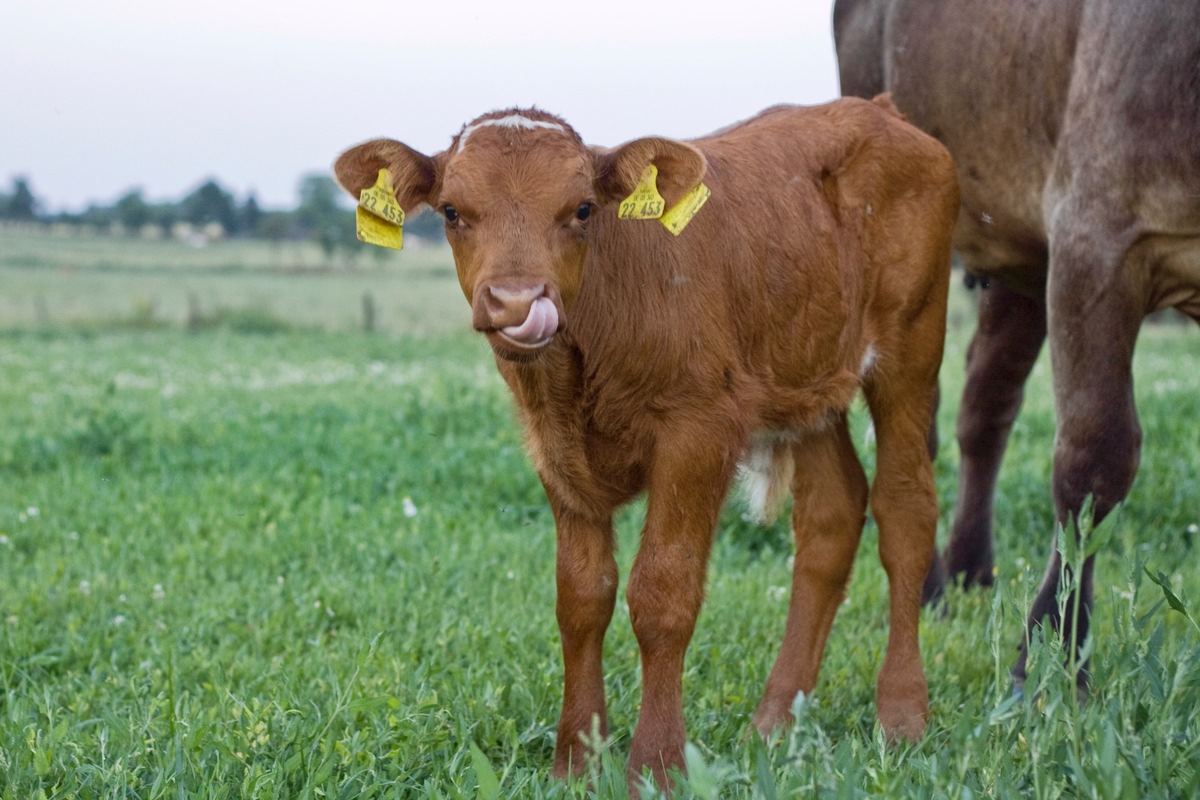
[335,100,957,789]
[834,0,1200,690]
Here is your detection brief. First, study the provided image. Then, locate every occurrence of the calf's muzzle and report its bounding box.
[472,283,562,352]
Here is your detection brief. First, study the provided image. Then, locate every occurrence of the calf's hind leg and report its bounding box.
[865,347,941,740]
[753,417,868,735]
[869,405,937,737]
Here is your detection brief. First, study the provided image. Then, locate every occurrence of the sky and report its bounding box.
[1,0,841,213]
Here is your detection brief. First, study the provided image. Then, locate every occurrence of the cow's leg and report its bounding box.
[549,497,618,778]
[625,432,736,792]
[1014,219,1143,691]
[943,281,1047,588]
[752,416,868,734]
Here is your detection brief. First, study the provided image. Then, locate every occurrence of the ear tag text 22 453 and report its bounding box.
[617,163,710,236]
[617,165,666,220]
[356,168,405,250]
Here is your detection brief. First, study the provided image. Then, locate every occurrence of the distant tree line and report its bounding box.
[0,174,446,258]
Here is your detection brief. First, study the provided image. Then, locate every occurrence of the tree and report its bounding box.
[182,179,238,235]
[294,174,341,231]
[115,189,152,231]
[405,208,447,243]
[257,211,292,245]
[150,202,178,231]
[240,193,263,237]
[295,173,359,261]
[3,177,40,221]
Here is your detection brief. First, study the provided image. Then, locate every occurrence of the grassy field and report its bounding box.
[1,229,1199,798]
[0,226,462,336]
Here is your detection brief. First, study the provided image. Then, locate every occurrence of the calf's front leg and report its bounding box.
[626,434,736,792]
[550,500,618,778]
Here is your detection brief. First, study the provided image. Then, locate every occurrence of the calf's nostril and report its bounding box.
[484,284,547,320]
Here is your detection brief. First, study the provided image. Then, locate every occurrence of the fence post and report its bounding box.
[187,292,202,331]
[362,291,376,333]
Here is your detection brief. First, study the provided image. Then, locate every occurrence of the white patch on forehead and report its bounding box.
[457,114,568,153]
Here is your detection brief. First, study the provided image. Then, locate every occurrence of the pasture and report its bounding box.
[1,227,1199,798]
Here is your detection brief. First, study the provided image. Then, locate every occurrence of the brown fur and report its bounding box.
[335,100,958,791]
[835,0,1200,689]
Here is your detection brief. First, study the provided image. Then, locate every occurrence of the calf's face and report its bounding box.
[335,110,706,360]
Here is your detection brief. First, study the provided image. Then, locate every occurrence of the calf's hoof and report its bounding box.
[876,673,928,743]
[626,737,684,799]
[751,699,794,740]
[879,704,928,743]
[626,761,679,800]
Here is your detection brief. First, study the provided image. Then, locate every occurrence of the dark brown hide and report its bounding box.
[336,99,958,791]
[835,0,1200,689]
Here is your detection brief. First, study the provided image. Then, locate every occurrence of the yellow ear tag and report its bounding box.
[659,182,711,236]
[617,164,666,220]
[356,168,405,250]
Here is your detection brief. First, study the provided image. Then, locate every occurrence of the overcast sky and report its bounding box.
[1,1,841,212]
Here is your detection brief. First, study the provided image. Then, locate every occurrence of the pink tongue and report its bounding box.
[502,296,559,344]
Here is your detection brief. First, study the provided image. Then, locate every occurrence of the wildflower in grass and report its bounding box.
[6,615,17,626]
[152,584,165,601]
[402,496,418,518]
[26,506,39,517]
[767,585,788,602]
[0,535,9,546]
[112,614,127,626]
[79,580,91,596]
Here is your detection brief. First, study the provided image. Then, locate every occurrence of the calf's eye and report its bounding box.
[443,205,459,224]
[575,203,592,222]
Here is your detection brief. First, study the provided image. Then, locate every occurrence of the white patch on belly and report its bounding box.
[738,432,796,524]
[457,114,567,152]
[859,343,878,378]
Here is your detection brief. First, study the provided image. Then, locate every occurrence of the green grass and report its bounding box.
[1,230,1199,798]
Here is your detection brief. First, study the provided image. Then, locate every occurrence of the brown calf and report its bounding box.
[835,0,1200,691]
[335,98,958,789]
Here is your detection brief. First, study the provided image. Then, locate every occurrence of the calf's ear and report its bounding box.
[334,139,440,212]
[593,137,707,208]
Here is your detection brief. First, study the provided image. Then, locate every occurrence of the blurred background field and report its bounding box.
[0,225,465,336]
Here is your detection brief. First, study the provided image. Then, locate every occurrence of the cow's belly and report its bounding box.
[1145,233,1200,321]
[946,172,1051,297]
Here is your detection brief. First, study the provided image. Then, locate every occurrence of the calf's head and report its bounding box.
[335,109,706,360]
